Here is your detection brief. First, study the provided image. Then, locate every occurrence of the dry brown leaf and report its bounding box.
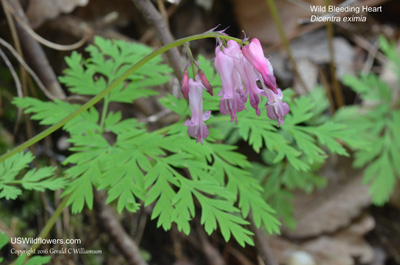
[269,215,375,265]
[230,0,342,46]
[292,58,318,95]
[302,215,375,265]
[283,156,371,239]
[290,30,356,77]
[27,0,89,28]
[270,29,355,94]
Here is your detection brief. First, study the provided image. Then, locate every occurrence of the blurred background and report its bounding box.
[1,0,400,264]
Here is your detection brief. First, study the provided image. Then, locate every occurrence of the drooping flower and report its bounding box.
[225,40,264,116]
[181,69,190,99]
[242,38,278,94]
[215,45,246,123]
[264,88,290,127]
[184,76,211,144]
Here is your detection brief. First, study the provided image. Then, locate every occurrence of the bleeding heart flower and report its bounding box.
[181,33,290,142]
[184,76,211,144]
[225,40,265,116]
[242,38,278,94]
[215,44,246,123]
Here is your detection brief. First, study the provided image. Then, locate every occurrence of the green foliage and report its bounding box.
[12,39,282,247]
[0,151,65,200]
[9,33,380,247]
[13,98,101,135]
[211,86,363,171]
[59,36,170,102]
[337,37,400,205]
[12,36,171,214]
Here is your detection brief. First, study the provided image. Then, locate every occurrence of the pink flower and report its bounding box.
[264,88,290,127]
[184,76,211,144]
[242,38,278,94]
[215,45,245,123]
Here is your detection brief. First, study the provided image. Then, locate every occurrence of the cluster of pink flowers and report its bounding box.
[181,38,290,144]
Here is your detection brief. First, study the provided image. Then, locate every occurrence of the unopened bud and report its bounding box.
[198,70,213,96]
[181,70,190,98]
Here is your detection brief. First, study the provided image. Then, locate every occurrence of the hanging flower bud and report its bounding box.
[198,70,213,96]
[181,69,190,99]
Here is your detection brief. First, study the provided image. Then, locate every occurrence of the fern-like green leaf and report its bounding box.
[101,149,146,213]
[13,97,100,135]
[145,162,177,230]
[339,59,400,204]
[196,192,253,247]
[0,152,63,200]
[59,36,172,103]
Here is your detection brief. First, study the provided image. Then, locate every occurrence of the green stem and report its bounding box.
[100,96,110,129]
[184,44,196,79]
[0,32,243,163]
[324,0,344,108]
